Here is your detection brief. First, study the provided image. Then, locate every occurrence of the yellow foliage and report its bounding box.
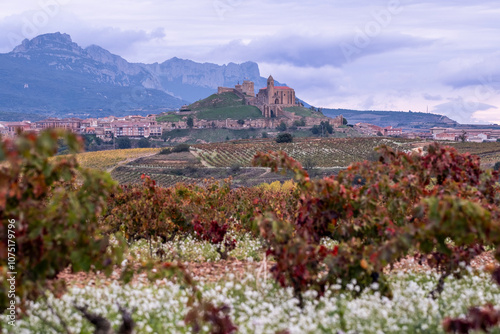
[257,179,295,192]
[55,148,160,170]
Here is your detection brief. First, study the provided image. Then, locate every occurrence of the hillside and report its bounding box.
[186,92,263,120]
[184,92,328,121]
[323,108,458,128]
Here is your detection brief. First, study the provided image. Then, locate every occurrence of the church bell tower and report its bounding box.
[267,75,275,104]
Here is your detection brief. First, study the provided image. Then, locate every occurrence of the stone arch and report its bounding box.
[275,98,280,104]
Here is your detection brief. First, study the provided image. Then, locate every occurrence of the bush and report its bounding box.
[311,122,332,136]
[186,116,194,128]
[0,130,121,311]
[276,133,293,143]
[252,144,500,307]
[262,132,268,138]
[171,143,190,153]
[159,148,172,155]
[230,163,242,173]
[293,119,306,127]
[137,137,150,148]
[302,157,316,170]
[276,121,287,132]
[494,161,500,171]
[116,137,131,149]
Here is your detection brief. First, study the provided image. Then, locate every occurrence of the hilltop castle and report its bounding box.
[217,75,297,118]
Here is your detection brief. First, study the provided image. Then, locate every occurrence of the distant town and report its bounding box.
[2,77,500,143]
[2,113,500,143]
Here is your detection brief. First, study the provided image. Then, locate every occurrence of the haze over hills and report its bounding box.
[323,108,458,128]
[0,32,466,128]
[0,32,278,119]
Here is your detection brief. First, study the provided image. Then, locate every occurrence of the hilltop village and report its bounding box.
[1,76,500,143]
[0,76,344,139]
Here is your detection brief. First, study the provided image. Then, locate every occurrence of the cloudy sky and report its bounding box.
[1,0,499,124]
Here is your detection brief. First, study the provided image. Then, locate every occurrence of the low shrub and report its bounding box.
[172,143,190,153]
[276,133,293,143]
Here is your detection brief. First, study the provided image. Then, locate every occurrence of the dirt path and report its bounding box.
[57,252,498,289]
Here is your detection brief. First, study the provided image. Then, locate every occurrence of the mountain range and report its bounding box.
[0,32,277,119]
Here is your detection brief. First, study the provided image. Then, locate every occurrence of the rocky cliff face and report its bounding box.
[1,32,273,118]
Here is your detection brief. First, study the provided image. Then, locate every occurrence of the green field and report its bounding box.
[188,92,243,110]
[156,113,185,122]
[196,105,264,120]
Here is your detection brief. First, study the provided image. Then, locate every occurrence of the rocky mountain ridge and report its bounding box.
[0,32,273,118]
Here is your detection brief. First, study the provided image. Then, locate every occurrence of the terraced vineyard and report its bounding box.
[111,166,198,187]
[449,141,500,166]
[127,151,202,169]
[192,137,418,168]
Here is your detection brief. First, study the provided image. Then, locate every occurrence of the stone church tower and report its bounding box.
[267,75,275,104]
[217,74,297,118]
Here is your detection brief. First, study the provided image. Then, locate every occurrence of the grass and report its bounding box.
[188,92,243,110]
[156,113,185,122]
[186,92,263,121]
[196,105,264,120]
[284,106,324,118]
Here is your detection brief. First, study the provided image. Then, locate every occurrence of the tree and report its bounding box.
[186,116,194,129]
[161,131,169,142]
[137,137,150,148]
[342,117,348,125]
[377,131,383,136]
[237,119,245,126]
[303,157,316,170]
[321,121,333,134]
[276,121,287,132]
[311,122,333,136]
[458,130,467,142]
[262,132,268,138]
[116,137,131,149]
[211,121,216,128]
[276,133,293,143]
[494,161,500,171]
[311,125,320,135]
